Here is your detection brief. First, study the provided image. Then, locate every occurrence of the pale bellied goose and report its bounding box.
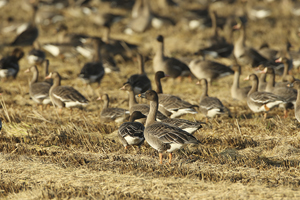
[155,71,198,118]
[45,71,88,113]
[98,94,130,123]
[25,65,51,107]
[161,118,203,134]
[138,90,199,164]
[153,35,191,79]
[189,51,234,84]
[261,67,297,118]
[287,81,300,122]
[120,83,167,123]
[78,38,105,86]
[27,41,46,66]
[125,53,151,95]
[118,111,146,149]
[10,4,38,46]
[197,79,229,122]
[0,48,24,79]
[231,65,251,101]
[244,74,285,119]
[233,22,268,68]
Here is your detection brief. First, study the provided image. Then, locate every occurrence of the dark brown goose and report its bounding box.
[231,65,251,101]
[138,90,199,164]
[98,94,130,123]
[118,111,146,150]
[45,71,88,113]
[0,48,24,80]
[78,38,105,87]
[120,83,167,123]
[25,65,51,108]
[245,74,285,119]
[125,53,151,95]
[153,35,191,79]
[155,71,198,118]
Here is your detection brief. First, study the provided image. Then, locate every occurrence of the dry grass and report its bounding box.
[1,0,300,199]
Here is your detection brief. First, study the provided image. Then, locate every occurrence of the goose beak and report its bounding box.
[24,68,30,73]
[96,96,102,101]
[45,73,52,79]
[196,81,200,85]
[233,23,241,30]
[275,57,282,63]
[136,93,146,98]
[287,83,293,88]
[244,76,250,81]
[120,85,125,90]
[259,67,268,74]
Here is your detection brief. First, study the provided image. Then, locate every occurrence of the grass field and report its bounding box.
[1,0,300,199]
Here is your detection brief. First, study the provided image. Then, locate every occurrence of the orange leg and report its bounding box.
[264,112,267,120]
[168,153,172,164]
[159,153,163,164]
[284,110,288,118]
[39,104,43,111]
[125,146,128,150]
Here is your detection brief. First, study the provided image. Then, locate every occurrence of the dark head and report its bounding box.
[155,71,166,80]
[244,74,258,82]
[138,90,158,101]
[288,81,300,89]
[156,35,164,43]
[196,78,208,86]
[12,48,24,60]
[120,83,133,91]
[130,111,147,121]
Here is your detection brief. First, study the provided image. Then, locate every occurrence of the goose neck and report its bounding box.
[145,98,158,127]
[30,68,39,85]
[128,90,138,108]
[232,70,240,89]
[248,78,258,95]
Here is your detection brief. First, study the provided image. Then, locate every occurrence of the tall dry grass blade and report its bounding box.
[1,95,10,123]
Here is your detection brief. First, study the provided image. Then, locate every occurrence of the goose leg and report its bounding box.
[159,153,163,164]
[284,109,288,118]
[263,112,267,120]
[168,153,172,164]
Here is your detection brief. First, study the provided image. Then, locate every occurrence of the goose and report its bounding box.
[120,83,167,123]
[10,4,38,46]
[98,94,130,123]
[275,57,298,82]
[27,41,46,66]
[231,65,251,101]
[287,81,300,122]
[138,90,200,164]
[261,67,297,118]
[233,22,269,68]
[45,71,88,114]
[125,53,151,95]
[244,74,286,119]
[118,111,146,150]
[257,43,278,61]
[0,48,24,80]
[161,118,203,134]
[155,71,198,118]
[153,35,191,79]
[78,38,105,87]
[24,65,51,108]
[189,51,234,84]
[197,79,230,122]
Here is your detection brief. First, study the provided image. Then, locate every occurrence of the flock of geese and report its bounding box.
[1,0,300,164]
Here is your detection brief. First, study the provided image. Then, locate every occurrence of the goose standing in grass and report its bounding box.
[231,65,251,101]
[189,51,234,85]
[0,48,24,80]
[138,90,200,164]
[45,71,88,114]
[78,38,105,87]
[25,65,51,109]
[288,81,300,122]
[244,74,286,119]
[27,41,46,67]
[125,53,151,95]
[197,79,230,122]
[155,71,198,118]
[98,94,130,123]
[120,83,167,123]
[153,35,191,80]
[118,111,146,150]
[261,67,297,118]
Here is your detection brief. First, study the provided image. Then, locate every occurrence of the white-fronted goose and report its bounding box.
[231,65,251,101]
[233,22,268,68]
[288,81,300,122]
[155,71,198,118]
[261,67,297,118]
[0,48,24,79]
[189,51,234,84]
[125,53,151,95]
[78,38,105,86]
[45,71,88,113]
[118,111,146,150]
[120,83,167,123]
[27,41,46,66]
[197,79,230,122]
[245,74,285,119]
[138,90,199,164]
[98,94,130,123]
[153,35,191,79]
[25,65,51,108]
[10,4,38,46]
[161,118,203,134]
